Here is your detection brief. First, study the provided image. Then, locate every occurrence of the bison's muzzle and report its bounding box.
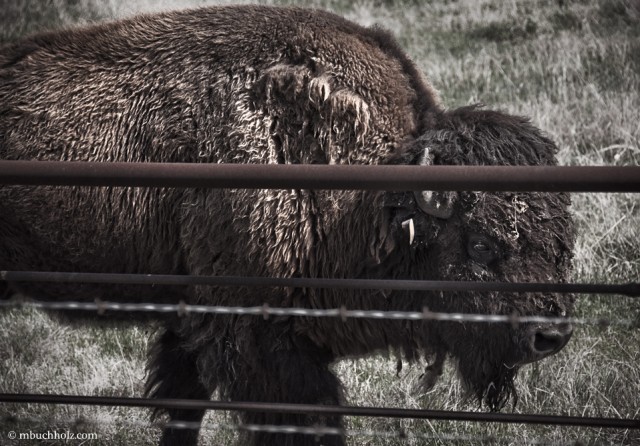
[524,322,573,362]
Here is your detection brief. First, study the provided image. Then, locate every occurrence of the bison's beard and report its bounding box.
[457,356,519,411]
[436,320,522,411]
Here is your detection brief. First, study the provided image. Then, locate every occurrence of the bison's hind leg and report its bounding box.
[146,326,215,446]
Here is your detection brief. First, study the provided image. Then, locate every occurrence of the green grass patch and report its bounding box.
[597,0,640,26]
[550,10,583,31]
[468,18,539,42]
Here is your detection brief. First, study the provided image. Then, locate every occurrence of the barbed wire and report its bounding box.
[1,414,576,445]
[0,296,637,328]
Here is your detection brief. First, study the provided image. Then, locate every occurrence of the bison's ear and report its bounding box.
[413,146,457,219]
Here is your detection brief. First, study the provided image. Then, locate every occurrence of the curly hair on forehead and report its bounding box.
[421,104,559,167]
[460,191,574,252]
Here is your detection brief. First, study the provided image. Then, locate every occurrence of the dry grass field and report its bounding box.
[1,0,639,445]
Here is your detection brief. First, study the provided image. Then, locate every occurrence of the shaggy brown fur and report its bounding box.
[0,6,574,446]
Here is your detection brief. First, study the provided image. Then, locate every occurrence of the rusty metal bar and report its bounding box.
[0,161,639,192]
[2,271,639,296]
[0,393,638,429]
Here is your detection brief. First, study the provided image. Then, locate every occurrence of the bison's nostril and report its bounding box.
[530,324,573,357]
[533,331,564,354]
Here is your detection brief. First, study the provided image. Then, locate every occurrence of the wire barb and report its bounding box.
[94,298,106,316]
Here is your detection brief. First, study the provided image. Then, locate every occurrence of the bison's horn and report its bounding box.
[414,190,456,219]
[401,218,415,245]
[414,147,457,219]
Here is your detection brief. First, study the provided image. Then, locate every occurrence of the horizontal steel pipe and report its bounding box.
[0,393,638,429]
[2,271,639,296]
[0,161,639,192]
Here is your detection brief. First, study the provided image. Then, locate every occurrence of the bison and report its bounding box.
[0,5,575,446]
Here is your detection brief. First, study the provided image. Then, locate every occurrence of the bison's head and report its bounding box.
[390,106,575,410]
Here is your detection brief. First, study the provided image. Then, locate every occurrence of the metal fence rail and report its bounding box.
[1,161,640,191]
[2,270,639,296]
[1,394,638,429]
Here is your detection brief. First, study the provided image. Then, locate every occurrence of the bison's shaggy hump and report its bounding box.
[0,5,440,165]
[0,6,575,446]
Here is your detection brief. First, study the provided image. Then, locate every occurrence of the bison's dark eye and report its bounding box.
[467,233,499,265]
[473,242,491,253]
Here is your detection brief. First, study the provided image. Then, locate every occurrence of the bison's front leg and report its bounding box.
[224,326,345,446]
[146,327,214,446]
[0,282,9,299]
